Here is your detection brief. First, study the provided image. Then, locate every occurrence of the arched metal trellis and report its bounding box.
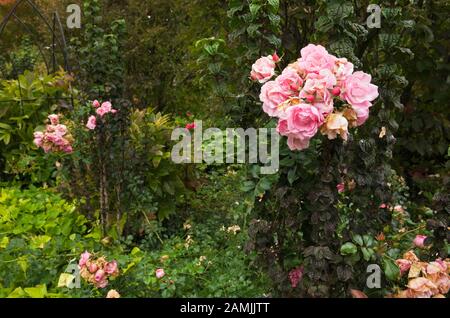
[0,0,74,110]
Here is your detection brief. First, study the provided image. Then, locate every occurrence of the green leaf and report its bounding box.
[24,285,47,298]
[249,4,261,17]
[383,258,400,281]
[353,234,364,246]
[340,242,358,255]
[315,16,334,32]
[267,0,279,10]
[361,247,372,261]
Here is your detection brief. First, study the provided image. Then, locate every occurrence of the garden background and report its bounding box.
[0,0,448,298]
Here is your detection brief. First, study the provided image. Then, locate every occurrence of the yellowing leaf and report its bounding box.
[57,273,75,288]
[7,287,26,298]
[24,284,47,298]
[30,235,52,249]
[0,236,9,249]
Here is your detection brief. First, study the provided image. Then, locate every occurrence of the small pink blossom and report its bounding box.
[95,269,106,282]
[272,52,280,63]
[185,122,196,130]
[79,251,91,267]
[92,100,101,108]
[288,266,304,288]
[33,131,44,147]
[156,268,165,279]
[48,114,59,125]
[286,104,324,140]
[105,261,119,275]
[251,55,276,83]
[413,235,427,248]
[336,183,345,193]
[86,116,97,130]
[88,263,98,274]
[298,44,336,74]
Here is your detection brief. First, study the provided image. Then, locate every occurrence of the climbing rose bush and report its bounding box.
[33,114,74,153]
[85,100,118,130]
[78,251,119,289]
[251,44,379,151]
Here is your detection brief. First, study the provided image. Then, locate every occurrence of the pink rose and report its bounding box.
[54,124,68,137]
[260,81,289,117]
[336,183,345,193]
[48,114,59,125]
[276,119,289,136]
[63,145,73,153]
[275,67,303,94]
[155,268,165,279]
[286,104,323,140]
[33,132,44,147]
[334,58,354,82]
[101,102,112,112]
[95,269,106,282]
[105,260,119,275]
[96,279,109,289]
[185,122,196,130]
[396,259,412,275]
[92,100,101,108]
[96,107,108,117]
[288,266,303,288]
[88,262,98,274]
[298,44,336,74]
[342,71,379,108]
[86,116,97,130]
[79,251,91,267]
[351,105,370,126]
[287,134,310,151]
[250,55,276,83]
[413,235,427,248]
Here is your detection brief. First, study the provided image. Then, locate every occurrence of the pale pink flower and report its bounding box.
[33,131,44,147]
[250,55,276,83]
[86,116,97,130]
[79,251,91,267]
[287,134,310,151]
[276,119,289,136]
[413,235,427,248]
[101,101,112,112]
[105,260,119,275]
[336,183,345,193]
[94,269,106,282]
[334,58,354,82]
[155,268,165,279]
[48,114,59,125]
[92,100,100,108]
[275,67,303,94]
[88,262,98,274]
[97,279,108,289]
[342,71,379,109]
[260,81,289,117]
[96,106,108,117]
[286,104,323,140]
[298,44,336,74]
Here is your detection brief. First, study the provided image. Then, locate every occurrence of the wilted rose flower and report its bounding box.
[396,259,412,275]
[94,269,106,282]
[321,112,349,141]
[106,289,121,298]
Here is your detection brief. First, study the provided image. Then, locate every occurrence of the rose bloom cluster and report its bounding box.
[251,44,379,151]
[33,114,73,153]
[78,251,119,288]
[85,100,118,130]
[393,250,449,298]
